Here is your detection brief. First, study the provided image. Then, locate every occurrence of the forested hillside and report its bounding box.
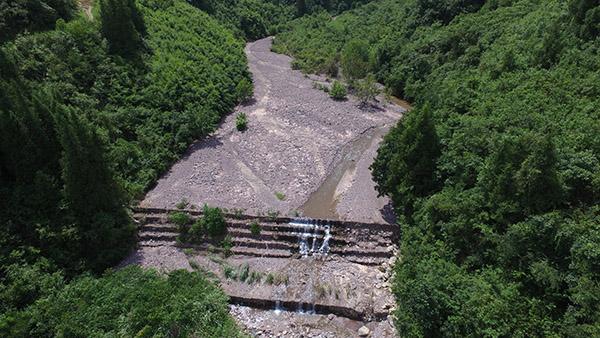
[0,0,278,334]
[275,0,600,336]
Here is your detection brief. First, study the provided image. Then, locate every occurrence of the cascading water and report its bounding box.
[274,300,283,315]
[318,225,331,254]
[290,219,332,257]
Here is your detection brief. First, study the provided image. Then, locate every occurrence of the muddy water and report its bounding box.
[301,127,387,219]
[389,96,412,111]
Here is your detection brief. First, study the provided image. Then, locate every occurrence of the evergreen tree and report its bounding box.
[371,104,440,216]
[99,0,145,56]
[297,0,307,16]
[479,133,563,222]
[569,0,600,40]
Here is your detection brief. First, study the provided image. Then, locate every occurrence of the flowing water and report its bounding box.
[300,126,387,219]
[290,220,332,257]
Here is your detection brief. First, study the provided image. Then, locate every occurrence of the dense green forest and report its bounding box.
[0,0,289,334]
[275,0,599,336]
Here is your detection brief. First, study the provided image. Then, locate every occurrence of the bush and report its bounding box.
[329,80,347,100]
[341,39,370,80]
[1,267,242,337]
[235,78,253,103]
[176,198,189,209]
[169,211,191,226]
[236,112,248,131]
[355,73,378,104]
[202,205,227,237]
[250,221,261,236]
[221,234,233,257]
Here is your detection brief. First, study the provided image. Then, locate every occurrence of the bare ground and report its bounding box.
[129,37,406,337]
[141,37,404,224]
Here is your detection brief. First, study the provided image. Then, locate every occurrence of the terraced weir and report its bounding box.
[129,207,400,336]
[134,207,399,267]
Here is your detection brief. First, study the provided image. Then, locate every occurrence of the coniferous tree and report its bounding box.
[99,0,145,56]
[371,104,440,216]
[297,0,307,16]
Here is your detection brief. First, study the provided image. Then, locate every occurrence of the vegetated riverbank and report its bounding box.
[142,37,405,224]
[273,0,600,336]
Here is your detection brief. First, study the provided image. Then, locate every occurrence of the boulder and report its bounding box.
[358,325,370,337]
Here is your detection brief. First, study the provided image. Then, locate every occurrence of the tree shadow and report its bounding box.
[380,200,397,224]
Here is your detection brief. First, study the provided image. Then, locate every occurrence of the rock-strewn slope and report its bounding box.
[142,37,404,223]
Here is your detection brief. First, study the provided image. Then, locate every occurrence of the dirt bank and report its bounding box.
[141,37,404,224]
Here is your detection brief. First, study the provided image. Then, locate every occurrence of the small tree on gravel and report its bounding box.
[329,81,347,100]
[355,73,378,105]
[197,204,227,237]
[236,112,247,131]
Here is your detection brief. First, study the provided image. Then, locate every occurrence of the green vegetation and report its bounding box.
[221,234,233,257]
[250,220,261,235]
[354,73,378,105]
[1,0,262,333]
[176,198,189,209]
[275,191,286,200]
[236,112,248,131]
[0,266,242,337]
[0,0,77,42]
[3,0,250,198]
[200,205,227,237]
[100,0,145,56]
[329,80,347,100]
[276,0,600,336]
[169,211,191,226]
[340,39,369,80]
[193,0,295,40]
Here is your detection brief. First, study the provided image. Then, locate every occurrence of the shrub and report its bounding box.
[176,198,189,209]
[275,191,286,200]
[236,112,248,131]
[221,234,233,257]
[199,205,227,237]
[355,73,378,105]
[223,265,237,280]
[341,39,370,80]
[231,208,245,219]
[235,78,253,103]
[250,221,261,236]
[4,267,242,337]
[265,273,275,284]
[248,271,263,284]
[329,81,347,100]
[238,263,250,282]
[169,211,191,225]
[266,209,280,221]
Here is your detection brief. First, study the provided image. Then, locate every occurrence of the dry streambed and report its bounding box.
[131,37,406,337]
[141,37,404,224]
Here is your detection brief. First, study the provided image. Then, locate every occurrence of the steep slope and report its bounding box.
[275,0,600,336]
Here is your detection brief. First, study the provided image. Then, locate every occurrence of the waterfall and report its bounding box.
[274,300,283,315]
[318,225,331,254]
[291,219,331,257]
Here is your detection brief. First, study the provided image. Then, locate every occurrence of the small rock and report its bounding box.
[327,313,335,321]
[358,326,370,337]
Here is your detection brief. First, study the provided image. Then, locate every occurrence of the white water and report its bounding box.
[274,300,283,315]
[291,220,331,257]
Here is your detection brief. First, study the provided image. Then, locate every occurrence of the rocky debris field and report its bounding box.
[142,37,404,224]
[121,210,400,337]
[133,37,406,337]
